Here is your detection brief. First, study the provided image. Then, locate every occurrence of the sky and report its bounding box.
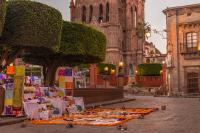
[35,0,200,54]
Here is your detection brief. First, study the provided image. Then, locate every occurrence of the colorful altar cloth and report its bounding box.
[31,108,158,126]
[23,101,47,119]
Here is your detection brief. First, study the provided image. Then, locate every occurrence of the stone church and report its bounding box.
[70,0,145,75]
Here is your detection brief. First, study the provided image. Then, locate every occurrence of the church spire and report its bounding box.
[69,0,75,21]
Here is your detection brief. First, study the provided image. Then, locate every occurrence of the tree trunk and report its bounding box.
[42,65,47,85]
[0,50,8,66]
[49,65,58,86]
[44,62,58,87]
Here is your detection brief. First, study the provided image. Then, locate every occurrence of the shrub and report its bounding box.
[137,63,162,76]
[97,63,116,75]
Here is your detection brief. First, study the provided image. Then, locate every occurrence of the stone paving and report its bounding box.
[1,96,200,133]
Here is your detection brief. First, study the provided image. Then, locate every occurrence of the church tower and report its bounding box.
[70,0,145,76]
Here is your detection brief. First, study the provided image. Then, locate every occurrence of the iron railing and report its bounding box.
[180,43,199,54]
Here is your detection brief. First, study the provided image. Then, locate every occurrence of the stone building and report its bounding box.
[163,3,200,94]
[144,41,166,64]
[70,0,145,76]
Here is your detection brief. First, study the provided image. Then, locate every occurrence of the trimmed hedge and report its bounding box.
[137,63,162,76]
[0,0,6,36]
[1,0,62,51]
[97,63,116,75]
[23,21,107,67]
[60,21,106,63]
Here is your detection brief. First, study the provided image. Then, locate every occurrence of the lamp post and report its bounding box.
[103,66,109,88]
[118,61,124,88]
[145,31,151,39]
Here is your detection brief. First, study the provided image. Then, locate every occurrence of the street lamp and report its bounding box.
[119,61,124,68]
[145,31,151,39]
[111,69,115,75]
[118,61,124,88]
[104,66,109,72]
[103,66,109,88]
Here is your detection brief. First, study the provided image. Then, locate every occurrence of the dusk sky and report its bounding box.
[35,0,200,53]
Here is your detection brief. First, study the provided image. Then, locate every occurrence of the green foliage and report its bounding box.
[23,21,107,67]
[0,0,6,36]
[137,63,162,76]
[60,21,106,63]
[97,63,116,75]
[1,0,62,51]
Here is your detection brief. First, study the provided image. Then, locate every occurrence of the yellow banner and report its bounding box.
[13,76,24,109]
[15,66,25,76]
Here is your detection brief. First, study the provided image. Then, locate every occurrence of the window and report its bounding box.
[187,12,192,16]
[187,72,199,93]
[131,7,133,27]
[186,32,197,53]
[98,4,103,23]
[106,3,109,22]
[146,59,150,63]
[134,6,137,28]
[82,6,86,22]
[89,5,93,23]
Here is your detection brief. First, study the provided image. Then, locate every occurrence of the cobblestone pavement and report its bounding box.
[1,96,200,133]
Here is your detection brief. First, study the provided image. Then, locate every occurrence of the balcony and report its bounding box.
[180,43,200,59]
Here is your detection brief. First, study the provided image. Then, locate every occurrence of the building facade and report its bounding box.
[70,0,145,76]
[163,4,200,94]
[144,41,166,64]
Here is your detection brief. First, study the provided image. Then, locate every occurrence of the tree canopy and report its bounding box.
[24,21,106,66]
[60,21,106,63]
[24,21,106,86]
[0,0,107,86]
[0,0,6,36]
[1,0,62,51]
[0,0,63,65]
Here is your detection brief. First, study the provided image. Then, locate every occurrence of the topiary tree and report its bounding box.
[0,0,6,37]
[24,21,107,86]
[0,0,62,65]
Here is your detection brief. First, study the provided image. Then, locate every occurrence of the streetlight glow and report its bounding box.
[146,32,151,38]
[104,66,109,72]
[198,42,200,51]
[111,69,115,74]
[119,61,124,67]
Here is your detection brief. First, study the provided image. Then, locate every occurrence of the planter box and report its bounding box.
[97,75,128,87]
[73,88,124,104]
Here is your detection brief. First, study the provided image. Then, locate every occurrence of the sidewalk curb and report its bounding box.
[154,95,200,98]
[0,117,27,127]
